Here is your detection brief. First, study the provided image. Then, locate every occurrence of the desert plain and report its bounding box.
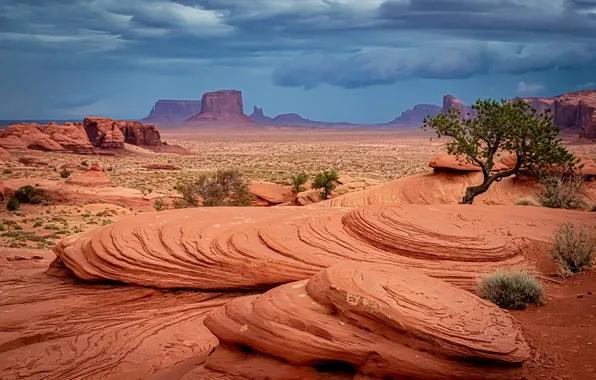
[1,121,596,380]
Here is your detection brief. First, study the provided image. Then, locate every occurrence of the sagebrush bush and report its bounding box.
[175,169,252,207]
[477,269,544,310]
[153,198,167,211]
[515,196,540,206]
[537,172,588,209]
[60,169,72,178]
[550,223,595,277]
[6,197,20,211]
[14,185,37,203]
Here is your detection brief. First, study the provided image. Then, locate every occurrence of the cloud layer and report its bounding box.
[0,0,595,118]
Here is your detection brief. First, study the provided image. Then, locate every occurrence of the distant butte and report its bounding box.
[186,90,253,123]
[249,105,354,127]
[141,100,202,124]
[389,104,442,125]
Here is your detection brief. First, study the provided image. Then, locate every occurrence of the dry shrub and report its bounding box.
[536,171,588,209]
[477,269,544,310]
[515,196,540,206]
[550,223,595,277]
[175,169,252,207]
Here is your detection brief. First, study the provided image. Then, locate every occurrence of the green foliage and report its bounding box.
[174,169,253,207]
[14,185,37,203]
[7,197,20,211]
[60,169,72,179]
[312,170,339,200]
[537,171,588,209]
[423,99,578,204]
[477,269,545,310]
[550,223,595,277]
[291,172,309,193]
[153,198,168,211]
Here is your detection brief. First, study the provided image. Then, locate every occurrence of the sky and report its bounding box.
[0,0,595,124]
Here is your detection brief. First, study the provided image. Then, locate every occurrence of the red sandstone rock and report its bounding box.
[40,122,93,151]
[18,156,48,166]
[443,95,476,120]
[250,182,294,205]
[203,263,530,379]
[430,154,482,172]
[554,90,596,139]
[187,90,253,123]
[83,117,125,149]
[66,163,112,187]
[0,123,64,151]
[60,161,82,170]
[117,120,162,146]
[0,146,10,160]
[0,177,4,199]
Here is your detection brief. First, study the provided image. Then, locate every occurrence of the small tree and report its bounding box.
[312,170,339,200]
[423,99,578,204]
[291,172,309,193]
[175,169,253,207]
[7,197,20,211]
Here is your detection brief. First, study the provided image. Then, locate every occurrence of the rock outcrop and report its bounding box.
[187,90,253,123]
[40,122,93,151]
[117,120,162,146]
[249,106,272,123]
[390,104,442,125]
[249,182,295,206]
[429,154,509,172]
[203,263,530,379]
[0,123,64,151]
[0,146,10,160]
[553,90,596,139]
[443,95,477,119]
[53,203,596,291]
[141,99,202,124]
[66,163,112,187]
[83,117,125,149]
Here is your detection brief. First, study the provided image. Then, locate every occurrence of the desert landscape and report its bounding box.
[0,86,596,380]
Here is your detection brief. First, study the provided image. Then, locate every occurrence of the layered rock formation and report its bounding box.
[187,90,253,123]
[390,104,442,125]
[53,203,596,291]
[249,182,294,206]
[442,95,477,119]
[141,99,202,124]
[83,117,126,149]
[202,263,530,379]
[117,120,162,146]
[429,153,509,172]
[0,123,64,151]
[40,122,93,152]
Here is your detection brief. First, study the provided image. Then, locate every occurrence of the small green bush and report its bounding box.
[291,172,309,193]
[60,169,72,178]
[550,223,595,277]
[81,161,88,167]
[14,185,37,203]
[477,269,544,310]
[7,197,20,211]
[312,170,339,200]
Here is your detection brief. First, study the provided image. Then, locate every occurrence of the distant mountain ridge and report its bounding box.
[141,100,202,123]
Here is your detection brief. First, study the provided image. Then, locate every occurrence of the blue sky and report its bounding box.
[0,0,595,123]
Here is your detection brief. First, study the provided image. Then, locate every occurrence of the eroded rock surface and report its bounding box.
[201,263,530,380]
[0,123,64,151]
[118,120,162,146]
[83,117,125,149]
[50,203,596,292]
[250,182,294,205]
[66,163,112,187]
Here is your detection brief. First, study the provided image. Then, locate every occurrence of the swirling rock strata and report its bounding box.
[51,203,596,291]
[201,263,530,380]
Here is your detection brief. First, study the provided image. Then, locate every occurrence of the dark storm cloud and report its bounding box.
[0,0,595,89]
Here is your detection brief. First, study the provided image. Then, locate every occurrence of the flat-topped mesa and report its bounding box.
[187,90,253,123]
[442,95,477,120]
[141,100,202,123]
[391,104,442,125]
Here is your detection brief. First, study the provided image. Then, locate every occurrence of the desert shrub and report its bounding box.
[174,169,252,207]
[537,172,588,209]
[60,169,72,178]
[3,168,12,175]
[7,197,20,211]
[550,223,595,277]
[153,198,168,211]
[312,170,339,200]
[14,185,38,203]
[291,172,309,193]
[515,196,540,207]
[477,269,544,310]
[81,160,88,167]
[171,198,188,209]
